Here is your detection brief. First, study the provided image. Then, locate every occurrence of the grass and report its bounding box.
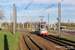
[0,30,20,50]
[48,30,57,33]
[68,27,75,30]
[52,35,75,41]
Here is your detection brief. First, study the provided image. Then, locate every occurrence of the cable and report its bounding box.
[36,0,64,11]
[25,0,33,10]
[34,0,63,20]
[24,0,33,18]
[27,10,30,16]
[34,0,63,17]
[36,10,45,16]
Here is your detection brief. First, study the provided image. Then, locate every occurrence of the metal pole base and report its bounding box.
[13,33,15,35]
[0,28,2,30]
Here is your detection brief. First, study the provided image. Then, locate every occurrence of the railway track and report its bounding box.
[48,35,75,44]
[23,35,46,50]
[38,35,75,50]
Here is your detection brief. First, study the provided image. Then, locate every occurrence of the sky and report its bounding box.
[0,0,75,24]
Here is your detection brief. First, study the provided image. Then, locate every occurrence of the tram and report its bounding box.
[38,21,48,35]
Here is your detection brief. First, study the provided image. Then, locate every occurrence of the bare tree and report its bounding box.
[0,5,5,20]
[0,5,5,30]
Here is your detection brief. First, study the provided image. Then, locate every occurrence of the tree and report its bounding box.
[55,22,75,27]
[0,5,5,30]
[0,5,5,20]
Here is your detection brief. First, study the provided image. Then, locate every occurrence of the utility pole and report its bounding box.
[58,3,61,37]
[15,8,17,32]
[23,20,24,29]
[68,19,70,27]
[18,23,19,29]
[9,21,10,30]
[11,14,13,31]
[13,4,16,35]
[48,13,49,30]
[0,20,1,30]
[10,13,12,31]
[6,18,7,29]
[27,20,28,29]
[31,19,32,30]
[30,18,31,29]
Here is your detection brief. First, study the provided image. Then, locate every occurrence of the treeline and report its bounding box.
[2,22,39,29]
[56,22,75,27]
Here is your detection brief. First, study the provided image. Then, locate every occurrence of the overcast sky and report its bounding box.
[0,0,75,24]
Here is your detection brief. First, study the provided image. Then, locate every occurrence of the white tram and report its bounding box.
[38,21,48,35]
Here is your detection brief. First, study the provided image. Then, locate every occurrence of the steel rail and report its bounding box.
[39,35,75,50]
[49,35,75,43]
[28,35,46,50]
[46,35,75,47]
[23,35,33,50]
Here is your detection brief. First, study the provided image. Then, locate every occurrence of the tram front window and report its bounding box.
[41,25,46,29]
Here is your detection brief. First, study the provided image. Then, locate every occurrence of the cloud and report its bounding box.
[17,7,58,16]
[32,0,63,4]
[0,0,75,7]
[1,0,75,24]
[0,0,66,6]
[62,7,75,11]
[61,0,75,5]
[0,0,29,6]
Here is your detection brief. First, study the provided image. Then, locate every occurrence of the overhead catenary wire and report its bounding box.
[24,0,33,18]
[28,0,63,6]
[27,10,30,16]
[36,10,45,16]
[37,0,64,11]
[34,0,63,21]
[15,0,63,23]
[25,0,33,10]
[36,0,62,16]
